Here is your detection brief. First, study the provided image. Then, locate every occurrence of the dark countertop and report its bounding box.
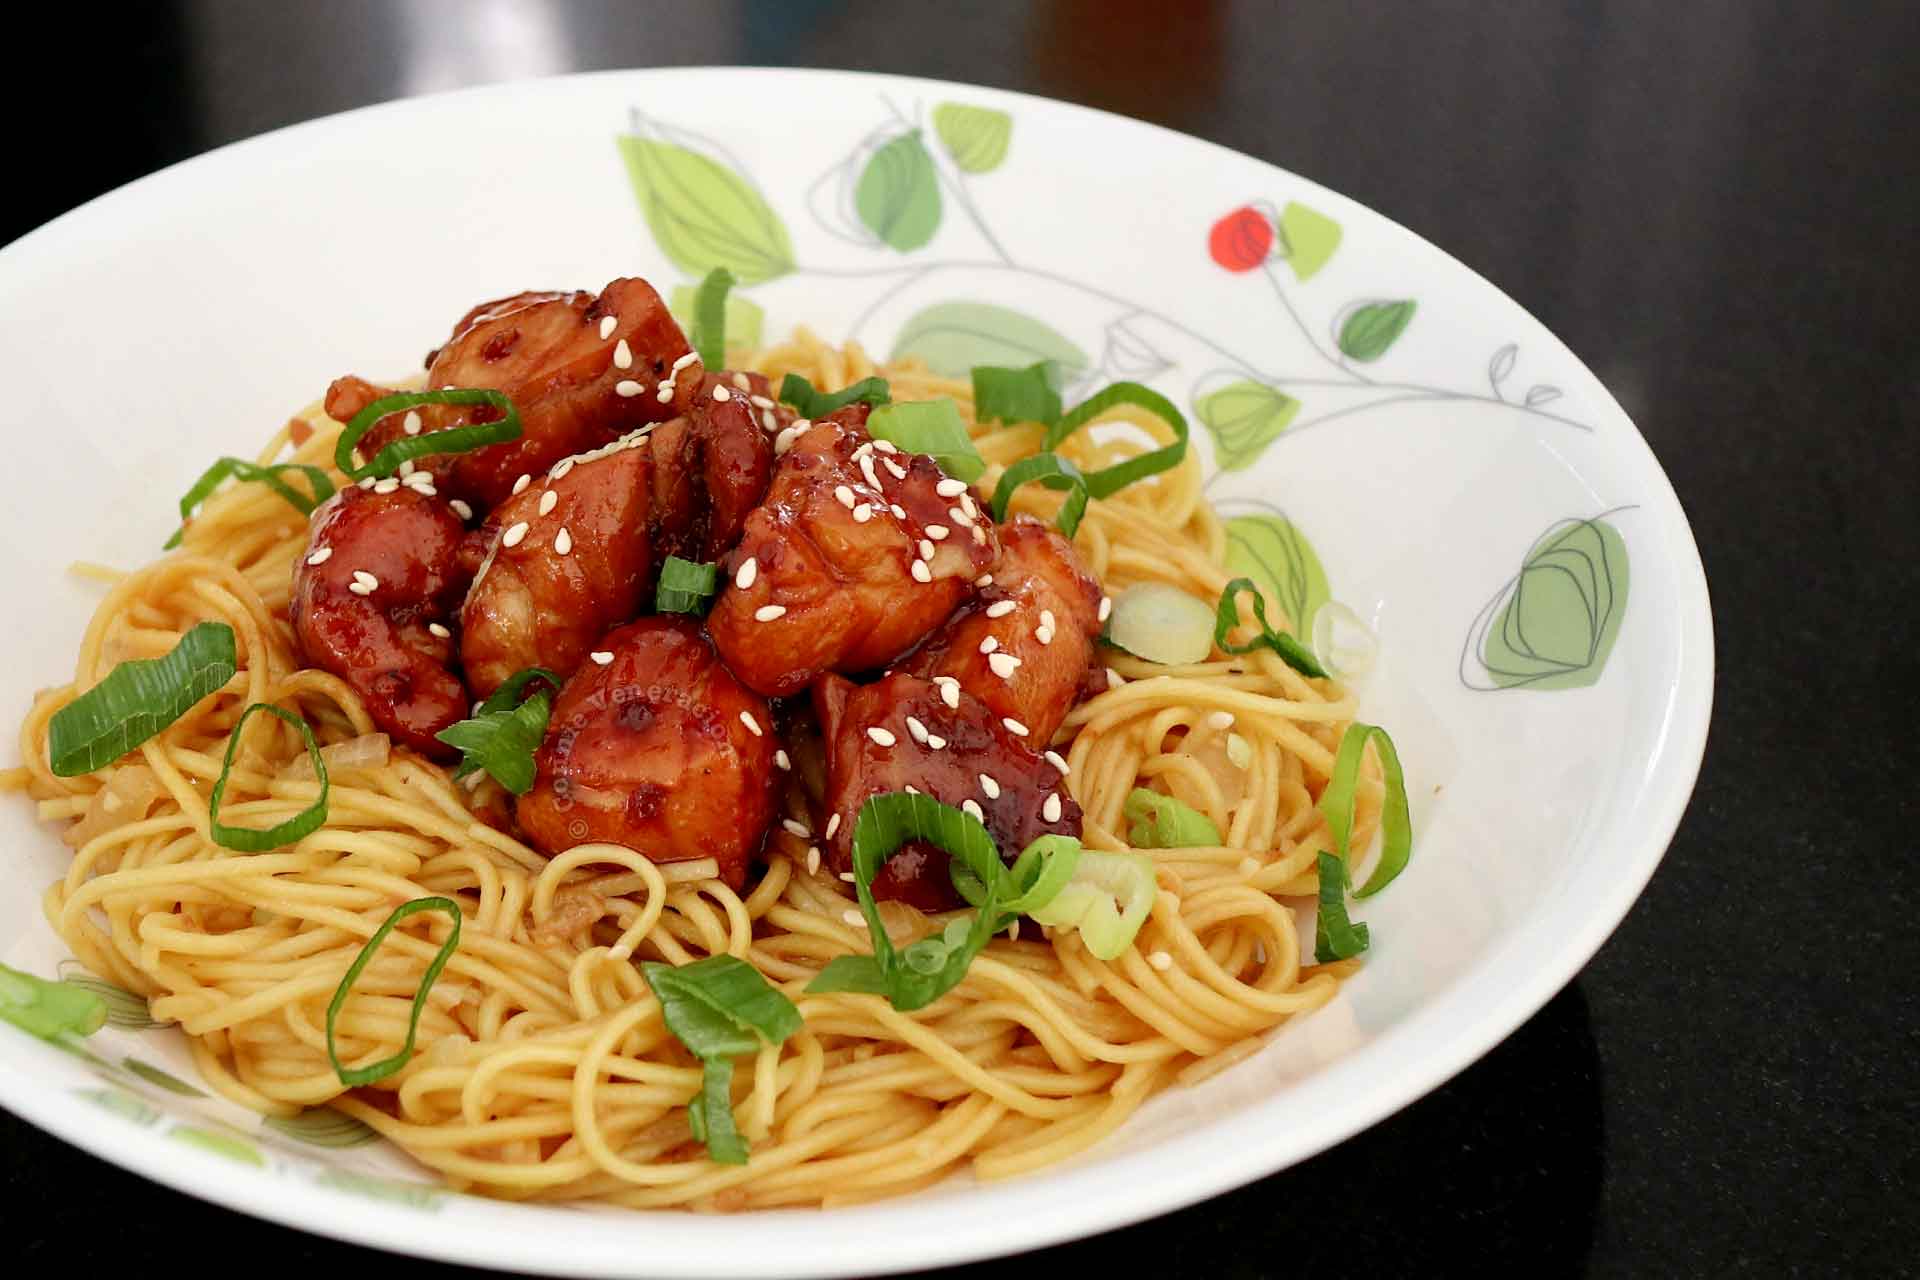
[5,2,1914,1275]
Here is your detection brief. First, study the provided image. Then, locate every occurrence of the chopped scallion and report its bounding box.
[1314,851,1370,961]
[334,388,522,480]
[166,458,334,549]
[971,362,1062,427]
[325,897,463,1086]
[867,399,985,483]
[689,267,734,372]
[1319,722,1412,897]
[1042,381,1189,498]
[655,556,720,615]
[48,621,237,777]
[777,373,892,419]
[1123,787,1222,848]
[641,955,802,1165]
[1027,848,1158,961]
[989,452,1089,538]
[208,703,330,851]
[434,667,560,796]
[1215,578,1327,678]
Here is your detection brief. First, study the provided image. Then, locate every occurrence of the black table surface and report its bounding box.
[5,3,1915,1276]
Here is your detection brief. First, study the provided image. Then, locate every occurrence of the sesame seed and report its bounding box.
[656,384,673,404]
[731,372,750,391]
[671,351,699,373]
[979,636,999,654]
[450,499,473,520]
[1098,596,1113,623]
[735,558,758,589]
[373,478,400,495]
[357,476,375,489]
[749,393,774,409]
[739,710,763,736]
[399,460,416,478]
[512,474,531,495]
[884,459,909,480]
[408,477,437,496]
[349,570,378,596]
[502,522,529,548]
[806,846,821,875]
[873,440,898,454]
[867,727,897,747]
[972,527,987,545]
[1106,668,1125,690]
[615,380,643,398]
[985,600,1016,619]
[825,814,840,839]
[1045,750,1071,775]
[402,410,422,436]
[782,818,811,839]
[989,652,1023,679]
[910,560,932,583]
[890,504,906,520]
[978,774,1001,799]
[834,485,856,509]
[599,315,618,340]
[904,785,920,796]
[936,478,968,498]
[1206,710,1235,730]
[859,456,882,490]
[538,490,558,515]
[428,622,451,638]
[976,574,993,587]
[841,909,865,927]
[775,750,791,771]
[1149,950,1173,971]
[612,338,633,369]
[839,872,856,883]
[775,424,808,455]
[927,735,947,750]
[1043,793,1063,822]
[590,651,613,665]
[1036,626,1053,645]
[1003,717,1030,737]
[754,604,787,622]
[950,507,974,527]
[305,547,333,566]
[926,525,950,540]
[918,539,936,561]
[554,527,573,555]
[1040,609,1056,632]
[937,681,960,710]
[960,494,979,518]
[962,799,984,821]
[905,716,929,744]
[852,503,873,523]
[713,385,732,402]
[854,442,873,459]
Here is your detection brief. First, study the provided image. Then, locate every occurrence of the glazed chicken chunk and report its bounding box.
[516,618,779,887]
[458,431,656,700]
[813,673,1081,911]
[291,485,471,758]
[708,408,1000,697]
[645,369,786,566]
[325,278,700,511]
[900,516,1104,745]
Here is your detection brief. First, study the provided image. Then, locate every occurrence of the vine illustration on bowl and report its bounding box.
[1460,508,1634,692]
[616,96,1589,480]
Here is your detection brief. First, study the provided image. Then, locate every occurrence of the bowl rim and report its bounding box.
[0,65,1714,1278]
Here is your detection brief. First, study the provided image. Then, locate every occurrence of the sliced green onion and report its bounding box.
[208,704,330,851]
[656,556,720,615]
[689,267,734,372]
[434,667,560,796]
[1215,578,1327,678]
[641,955,802,1165]
[971,362,1061,427]
[949,832,1082,922]
[335,388,523,480]
[989,452,1089,539]
[1028,848,1158,960]
[1042,381,1189,499]
[1319,722,1412,897]
[48,621,237,777]
[326,897,462,1086]
[777,373,892,419]
[868,399,986,483]
[166,458,335,549]
[804,792,1009,1011]
[0,962,108,1045]
[1314,851,1370,962]
[1123,787,1222,848]
[1102,582,1215,665]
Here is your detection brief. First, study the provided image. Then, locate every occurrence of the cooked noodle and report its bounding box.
[4,329,1382,1209]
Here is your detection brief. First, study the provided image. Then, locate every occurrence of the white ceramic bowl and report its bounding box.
[0,69,1711,1277]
